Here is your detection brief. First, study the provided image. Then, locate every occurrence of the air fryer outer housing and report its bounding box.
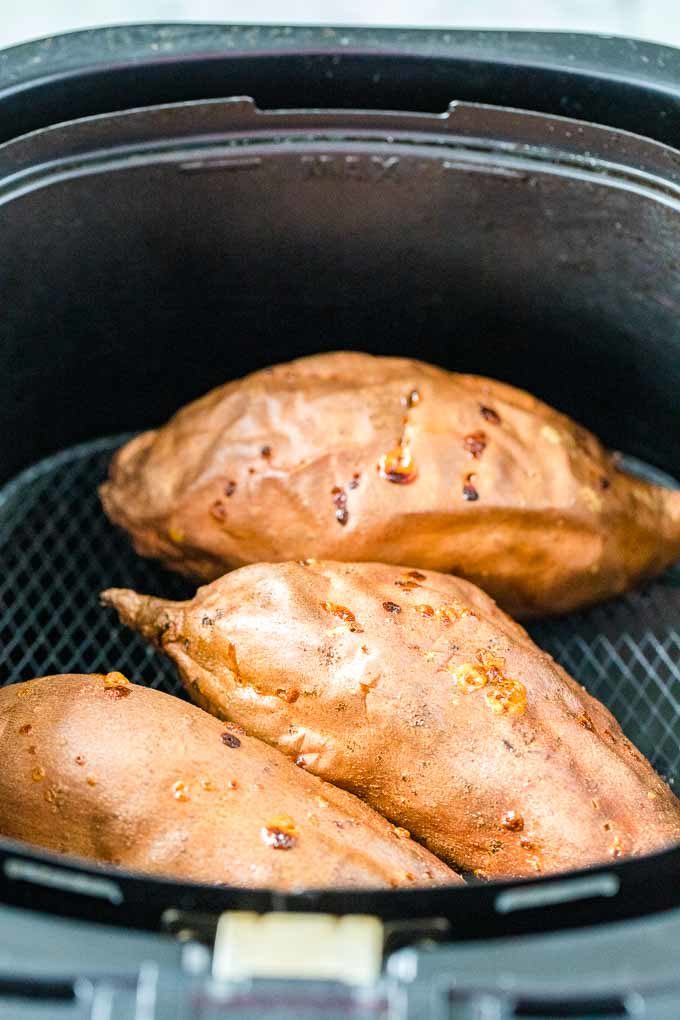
[0,24,679,1020]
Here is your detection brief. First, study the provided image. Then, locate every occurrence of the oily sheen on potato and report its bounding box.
[0,674,457,889]
[100,351,680,617]
[104,562,680,880]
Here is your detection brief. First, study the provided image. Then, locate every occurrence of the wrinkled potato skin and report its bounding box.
[0,674,457,889]
[100,352,680,618]
[104,563,680,880]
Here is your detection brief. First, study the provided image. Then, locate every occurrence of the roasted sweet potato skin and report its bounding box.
[0,674,457,889]
[104,562,680,880]
[100,351,680,618]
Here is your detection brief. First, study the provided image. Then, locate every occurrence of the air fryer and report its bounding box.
[0,23,679,1020]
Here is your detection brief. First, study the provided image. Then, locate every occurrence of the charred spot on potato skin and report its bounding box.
[450,663,488,691]
[463,432,487,459]
[348,473,361,490]
[221,732,242,748]
[201,615,214,627]
[485,678,527,715]
[382,601,402,614]
[320,602,363,632]
[19,724,32,735]
[378,446,418,485]
[335,507,349,526]
[395,579,420,590]
[599,476,610,490]
[277,688,300,704]
[402,389,421,409]
[260,445,272,459]
[501,810,524,832]
[462,481,479,501]
[224,480,237,497]
[480,405,501,425]
[74,755,85,766]
[437,603,473,625]
[210,500,227,522]
[104,686,131,699]
[408,571,426,581]
[451,654,527,716]
[262,814,298,850]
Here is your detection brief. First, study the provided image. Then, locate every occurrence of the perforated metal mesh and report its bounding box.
[0,436,678,785]
[0,437,193,701]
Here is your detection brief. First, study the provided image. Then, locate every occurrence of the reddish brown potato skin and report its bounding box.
[100,352,680,618]
[0,674,457,889]
[104,562,680,880]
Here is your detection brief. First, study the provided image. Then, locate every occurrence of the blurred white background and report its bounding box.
[1,1,679,49]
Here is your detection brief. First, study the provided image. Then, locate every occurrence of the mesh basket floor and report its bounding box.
[1,435,678,787]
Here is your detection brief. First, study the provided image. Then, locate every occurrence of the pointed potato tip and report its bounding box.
[100,587,146,626]
[100,586,138,608]
[101,587,181,647]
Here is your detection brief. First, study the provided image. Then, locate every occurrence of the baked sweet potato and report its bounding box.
[100,351,680,618]
[104,562,680,879]
[0,673,458,889]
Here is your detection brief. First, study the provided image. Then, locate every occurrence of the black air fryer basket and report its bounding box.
[1,23,680,1018]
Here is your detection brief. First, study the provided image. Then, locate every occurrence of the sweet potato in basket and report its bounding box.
[104,562,680,880]
[100,352,680,618]
[0,674,457,889]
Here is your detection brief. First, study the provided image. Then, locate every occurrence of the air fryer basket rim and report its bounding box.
[2,24,680,148]
[1,833,679,939]
[1,27,680,939]
[3,94,680,187]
